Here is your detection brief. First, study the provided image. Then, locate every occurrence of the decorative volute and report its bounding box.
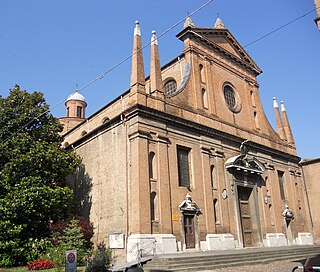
[150,30,163,97]
[281,101,295,146]
[273,97,287,141]
[130,21,146,89]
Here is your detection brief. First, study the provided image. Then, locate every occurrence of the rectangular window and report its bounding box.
[177,146,191,187]
[278,170,286,200]
[77,106,82,118]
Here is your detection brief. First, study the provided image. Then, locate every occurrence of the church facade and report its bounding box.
[59,17,314,263]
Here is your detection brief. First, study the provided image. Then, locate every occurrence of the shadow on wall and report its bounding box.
[68,163,93,219]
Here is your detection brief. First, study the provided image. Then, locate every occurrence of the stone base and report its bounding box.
[296,232,314,245]
[127,234,177,262]
[263,233,287,247]
[204,233,236,250]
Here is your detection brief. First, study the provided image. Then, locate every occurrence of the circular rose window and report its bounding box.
[223,84,241,113]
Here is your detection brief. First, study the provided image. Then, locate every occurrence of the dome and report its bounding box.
[65,90,87,105]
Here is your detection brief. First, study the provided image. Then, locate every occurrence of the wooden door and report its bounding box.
[238,186,253,247]
[184,214,195,249]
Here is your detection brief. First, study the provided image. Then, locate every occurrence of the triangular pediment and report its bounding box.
[177,27,262,75]
[201,30,243,58]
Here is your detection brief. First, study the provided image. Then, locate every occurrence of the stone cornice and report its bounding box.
[176,27,262,76]
[127,105,301,164]
[66,103,301,164]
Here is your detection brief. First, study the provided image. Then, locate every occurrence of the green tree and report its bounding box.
[60,218,87,265]
[0,85,80,267]
[45,218,88,269]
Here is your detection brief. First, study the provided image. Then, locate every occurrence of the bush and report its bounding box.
[27,259,54,270]
[25,238,53,264]
[85,242,112,272]
[0,237,52,267]
[43,218,90,270]
[43,245,65,272]
[59,218,88,265]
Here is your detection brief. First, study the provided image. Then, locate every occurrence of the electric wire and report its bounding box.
[244,7,318,48]
[0,0,214,145]
[1,2,318,144]
[76,0,214,93]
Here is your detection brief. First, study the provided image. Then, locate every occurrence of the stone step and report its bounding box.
[143,245,320,271]
[150,254,317,271]
[148,247,319,266]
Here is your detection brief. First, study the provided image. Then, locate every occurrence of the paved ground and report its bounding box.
[203,259,304,272]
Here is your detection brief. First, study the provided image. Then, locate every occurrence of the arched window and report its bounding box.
[213,198,220,224]
[81,131,87,137]
[102,117,110,124]
[250,90,256,107]
[210,165,216,189]
[77,106,83,118]
[149,152,157,180]
[199,64,205,83]
[150,191,158,222]
[67,107,70,117]
[254,111,260,130]
[202,88,208,109]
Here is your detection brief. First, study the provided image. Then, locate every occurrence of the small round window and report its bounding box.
[223,84,241,113]
[164,79,177,97]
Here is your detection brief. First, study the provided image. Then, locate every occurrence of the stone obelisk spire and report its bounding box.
[130,21,146,105]
[273,97,287,141]
[281,101,295,146]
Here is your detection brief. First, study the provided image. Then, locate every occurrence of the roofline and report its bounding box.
[68,104,301,164]
[61,53,185,137]
[176,26,262,76]
[61,88,130,137]
[299,158,320,166]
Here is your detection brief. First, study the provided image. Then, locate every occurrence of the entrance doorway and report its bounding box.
[183,214,195,249]
[238,186,254,247]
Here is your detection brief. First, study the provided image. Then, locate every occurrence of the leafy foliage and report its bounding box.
[45,218,90,268]
[43,245,65,272]
[49,217,93,249]
[59,218,88,265]
[85,242,112,272]
[0,86,80,267]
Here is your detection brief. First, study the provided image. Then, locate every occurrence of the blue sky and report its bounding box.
[0,0,319,159]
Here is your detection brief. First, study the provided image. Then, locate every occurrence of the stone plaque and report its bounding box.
[109,233,125,249]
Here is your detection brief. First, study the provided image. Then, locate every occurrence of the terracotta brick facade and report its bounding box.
[301,159,320,244]
[60,18,314,264]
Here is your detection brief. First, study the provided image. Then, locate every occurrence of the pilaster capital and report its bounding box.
[128,129,150,141]
[214,150,225,158]
[200,145,212,155]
